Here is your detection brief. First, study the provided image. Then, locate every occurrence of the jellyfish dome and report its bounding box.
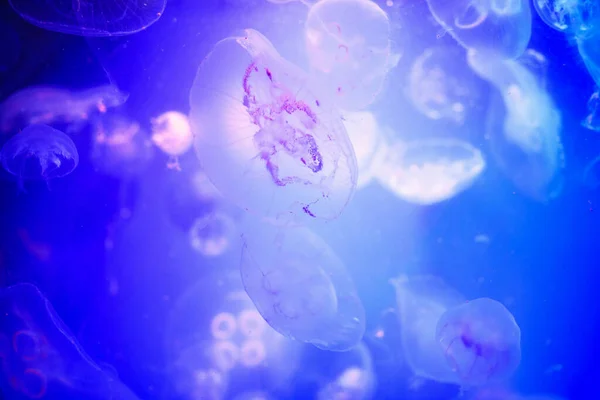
[533,0,600,38]
[426,0,532,59]
[304,0,392,110]
[189,28,358,223]
[436,298,522,386]
[8,0,166,36]
[240,221,366,351]
[390,274,466,384]
[374,138,486,205]
[151,111,194,157]
[576,30,600,88]
[0,124,79,181]
[189,212,237,257]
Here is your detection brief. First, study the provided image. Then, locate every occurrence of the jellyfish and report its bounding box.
[533,0,600,38]
[0,85,128,135]
[189,28,357,223]
[0,124,79,186]
[0,283,139,399]
[577,30,600,88]
[341,111,388,188]
[467,49,564,201]
[189,212,237,257]
[240,221,365,351]
[426,0,532,59]
[436,298,522,386]
[304,0,392,110]
[390,274,466,384]
[407,46,481,124]
[150,111,193,170]
[8,0,166,36]
[374,138,486,205]
[581,89,600,132]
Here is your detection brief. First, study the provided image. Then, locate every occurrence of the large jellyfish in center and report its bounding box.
[436,298,522,386]
[189,28,358,224]
[426,0,532,59]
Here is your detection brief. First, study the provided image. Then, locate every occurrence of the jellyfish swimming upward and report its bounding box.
[189,28,357,223]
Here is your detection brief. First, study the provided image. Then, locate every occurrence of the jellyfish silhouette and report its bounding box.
[0,124,79,187]
[435,298,521,387]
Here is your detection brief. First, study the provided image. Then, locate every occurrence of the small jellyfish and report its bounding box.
[151,111,193,170]
[581,89,600,132]
[189,28,357,223]
[407,46,480,124]
[426,0,532,59]
[390,274,466,384]
[577,30,600,88]
[0,283,139,399]
[189,212,237,257]
[374,138,486,205]
[0,85,128,135]
[8,0,166,36]
[467,49,564,201]
[240,221,365,351]
[436,298,522,386]
[304,0,392,110]
[1,124,79,185]
[533,0,600,38]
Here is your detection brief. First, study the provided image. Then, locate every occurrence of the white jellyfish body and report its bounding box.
[240,221,365,351]
[151,111,193,157]
[374,138,486,205]
[467,49,564,200]
[1,124,79,182]
[189,28,357,223]
[533,0,600,38]
[436,298,522,386]
[426,0,532,59]
[304,0,392,110]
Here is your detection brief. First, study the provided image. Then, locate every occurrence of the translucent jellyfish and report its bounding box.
[467,49,564,200]
[189,212,237,257]
[436,298,522,386]
[151,111,193,170]
[577,31,600,88]
[8,0,166,36]
[189,28,357,223]
[374,138,486,205]
[407,46,480,124]
[341,111,388,188]
[581,89,600,132]
[0,85,128,135]
[390,274,466,384]
[91,112,153,178]
[0,283,139,399]
[426,0,532,59]
[533,0,600,38]
[1,124,79,183]
[240,222,365,351]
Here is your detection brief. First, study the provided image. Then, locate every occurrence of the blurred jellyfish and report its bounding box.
[390,274,465,384]
[436,298,522,386]
[0,283,139,399]
[408,46,480,124]
[582,154,600,188]
[533,0,600,38]
[0,85,128,135]
[341,111,388,188]
[189,212,237,257]
[91,112,153,178]
[240,220,365,351]
[577,30,600,87]
[304,0,392,110]
[189,28,357,223]
[581,89,600,131]
[1,124,79,186]
[426,0,532,59]
[8,0,166,36]
[151,111,193,170]
[467,49,564,201]
[374,138,485,205]
[167,277,299,399]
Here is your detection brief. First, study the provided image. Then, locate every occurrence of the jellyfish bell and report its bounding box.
[436,298,522,387]
[189,28,357,224]
[189,212,237,257]
[151,111,193,170]
[374,138,485,205]
[533,0,600,38]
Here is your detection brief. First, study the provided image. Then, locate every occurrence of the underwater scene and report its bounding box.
[0,0,598,399]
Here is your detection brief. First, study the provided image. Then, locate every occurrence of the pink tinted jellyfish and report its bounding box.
[435,298,521,387]
[0,124,79,185]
